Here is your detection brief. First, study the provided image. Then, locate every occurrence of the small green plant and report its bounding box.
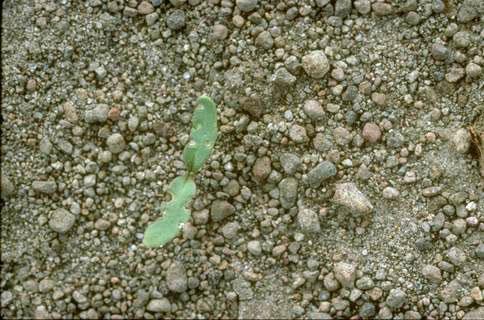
[143,96,218,248]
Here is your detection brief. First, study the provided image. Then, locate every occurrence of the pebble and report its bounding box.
[445,67,465,83]
[303,100,324,121]
[32,180,57,194]
[85,104,109,124]
[447,246,466,266]
[279,177,298,209]
[271,67,297,87]
[302,51,330,79]
[106,133,126,154]
[212,24,228,40]
[333,127,352,145]
[382,187,399,199]
[372,2,393,15]
[371,92,386,106]
[166,9,185,31]
[466,62,482,79]
[297,208,321,233]
[335,0,352,17]
[222,221,240,240]
[49,208,76,233]
[450,128,471,154]
[333,182,373,215]
[252,157,271,182]
[236,0,258,12]
[166,261,188,293]
[431,43,450,61]
[247,240,262,256]
[210,200,235,222]
[334,261,357,288]
[359,302,376,318]
[354,0,371,14]
[1,291,13,307]
[475,243,484,259]
[255,31,273,50]
[307,161,337,188]
[289,124,308,144]
[1,175,15,199]
[147,298,171,313]
[463,308,484,320]
[362,123,381,143]
[137,1,154,15]
[279,153,301,175]
[386,288,407,310]
[421,264,442,283]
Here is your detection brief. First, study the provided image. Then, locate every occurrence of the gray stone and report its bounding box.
[1,291,13,307]
[476,243,484,259]
[302,51,330,79]
[421,264,442,283]
[303,100,324,121]
[335,0,352,17]
[445,67,465,83]
[212,24,228,40]
[32,180,57,194]
[333,182,373,215]
[166,261,188,293]
[466,62,482,79]
[137,1,154,15]
[236,0,258,12]
[39,137,53,154]
[307,161,337,188]
[85,104,109,124]
[166,9,185,31]
[334,261,357,288]
[289,124,308,143]
[354,0,371,14]
[450,128,470,154]
[440,279,462,303]
[147,298,171,313]
[463,307,484,320]
[386,130,405,148]
[279,153,301,175]
[210,200,235,222]
[372,2,393,15]
[255,31,273,50]
[297,208,320,233]
[447,246,466,266]
[386,288,407,310]
[431,43,450,61]
[271,67,296,87]
[382,187,399,199]
[356,276,374,290]
[247,240,262,256]
[222,222,240,240]
[1,175,15,199]
[49,208,76,233]
[279,177,298,209]
[106,133,126,154]
[359,302,376,318]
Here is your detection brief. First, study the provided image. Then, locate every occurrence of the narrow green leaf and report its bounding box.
[143,176,196,247]
[182,96,218,173]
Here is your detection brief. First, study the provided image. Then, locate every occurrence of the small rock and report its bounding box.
[247,240,262,256]
[210,200,235,222]
[280,153,301,175]
[147,298,171,313]
[1,175,15,199]
[166,9,185,31]
[212,24,228,40]
[137,1,154,14]
[289,124,308,143]
[297,208,320,233]
[222,221,240,240]
[334,262,357,288]
[303,100,324,121]
[302,51,330,79]
[94,218,111,231]
[271,67,297,87]
[307,161,337,188]
[85,104,109,124]
[421,265,442,283]
[386,288,407,310]
[450,128,471,154]
[236,0,258,12]
[382,187,399,199]
[354,0,371,14]
[359,302,376,318]
[335,0,352,17]
[32,180,57,194]
[431,43,450,61]
[463,308,484,320]
[279,177,298,209]
[466,62,482,79]
[1,291,13,307]
[166,261,188,293]
[441,279,462,303]
[447,246,466,266]
[252,157,271,182]
[372,2,393,15]
[445,67,465,83]
[106,133,126,154]
[49,208,76,233]
[371,92,386,106]
[333,182,373,215]
[255,31,273,50]
[362,123,381,143]
[475,243,484,259]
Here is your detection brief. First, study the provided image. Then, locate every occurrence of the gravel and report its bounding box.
[2,1,483,319]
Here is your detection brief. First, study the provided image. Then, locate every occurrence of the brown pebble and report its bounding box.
[362,122,381,143]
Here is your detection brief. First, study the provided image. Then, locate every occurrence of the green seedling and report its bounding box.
[143,96,218,248]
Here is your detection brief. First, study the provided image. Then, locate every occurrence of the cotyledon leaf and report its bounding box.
[143,176,196,247]
[183,96,218,173]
